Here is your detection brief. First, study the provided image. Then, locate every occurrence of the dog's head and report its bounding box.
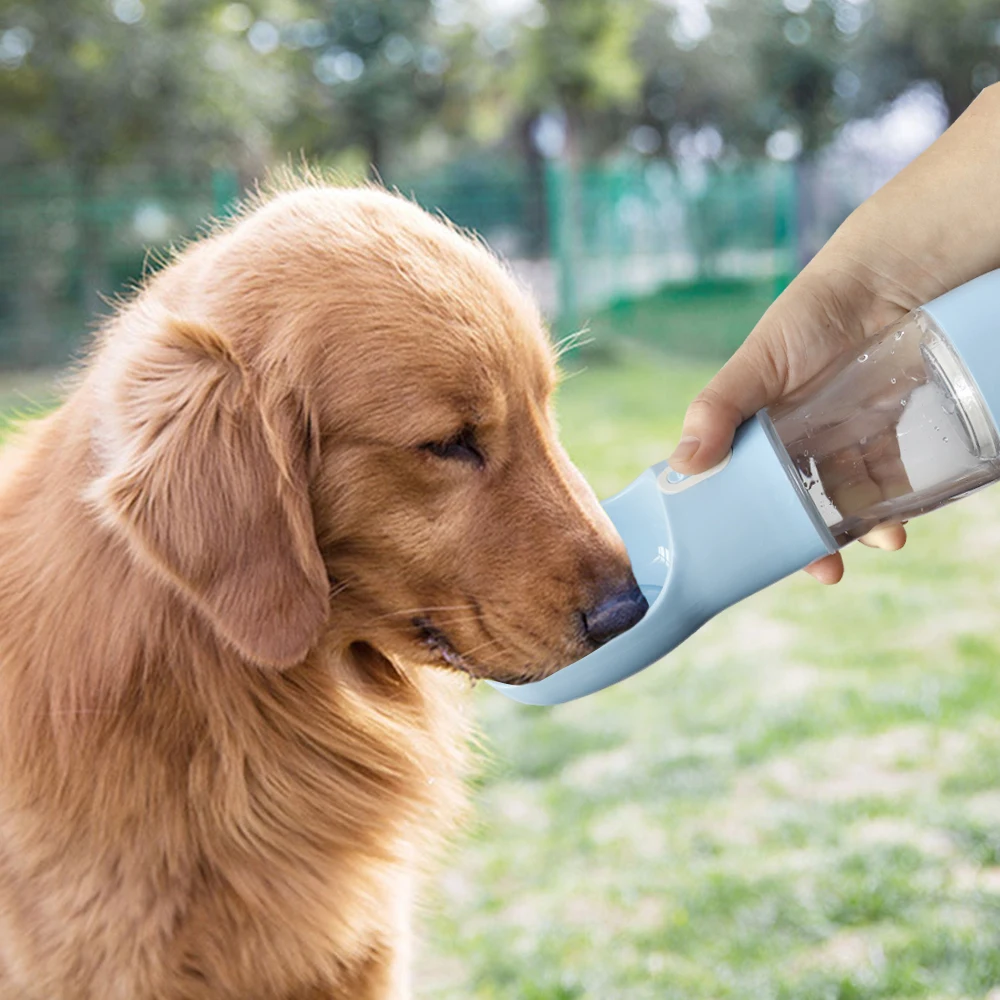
[91,186,645,683]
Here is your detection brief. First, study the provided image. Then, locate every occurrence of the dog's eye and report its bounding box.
[419,427,484,468]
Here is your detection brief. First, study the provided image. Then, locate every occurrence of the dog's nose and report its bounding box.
[582,584,649,647]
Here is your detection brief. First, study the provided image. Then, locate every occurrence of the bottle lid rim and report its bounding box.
[921,328,1000,461]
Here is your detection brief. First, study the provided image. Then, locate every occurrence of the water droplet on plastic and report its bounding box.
[943,436,949,443]
[857,353,869,362]
[890,378,897,384]
[895,330,904,341]
[900,398,907,406]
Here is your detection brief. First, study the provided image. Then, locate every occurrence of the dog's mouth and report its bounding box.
[411,616,548,685]
[413,616,480,675]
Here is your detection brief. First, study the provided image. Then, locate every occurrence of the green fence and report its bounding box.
[543,161,797,356]
[0,171,239,367]
[391,159,549,259]
[0,162,797,369]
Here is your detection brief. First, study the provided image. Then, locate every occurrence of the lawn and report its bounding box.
[417,346,1000,1000]
[5,349,1000,999]
[571,278,784,364]
[0,370,58,437]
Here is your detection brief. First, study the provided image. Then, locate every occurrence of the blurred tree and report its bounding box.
[629,0,855,161]
[858,0,1000,122]
[0,0,289,175]
[631,1,761,157]
[1,0,997,231]
[501,0,645,321]
[278,0,448,175]
[627,0,1000,169]
[0,0,291,310]
[512,0,644,163]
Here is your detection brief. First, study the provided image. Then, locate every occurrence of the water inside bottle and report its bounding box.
[769,309,1000,546]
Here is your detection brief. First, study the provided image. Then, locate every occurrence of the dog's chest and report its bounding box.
[0,664,468,999]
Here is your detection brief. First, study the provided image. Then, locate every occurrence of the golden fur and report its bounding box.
[0,184,635,999]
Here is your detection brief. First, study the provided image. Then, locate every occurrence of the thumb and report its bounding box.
[669,337,787,474]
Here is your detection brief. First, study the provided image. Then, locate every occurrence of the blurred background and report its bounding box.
[5,1,1000,997]
[2,0,997,368]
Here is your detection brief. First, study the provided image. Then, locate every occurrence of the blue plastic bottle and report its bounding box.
[494,268,1000,706]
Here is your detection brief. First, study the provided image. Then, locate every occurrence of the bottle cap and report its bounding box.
[920,326,999,460]
[922,269,1000,447]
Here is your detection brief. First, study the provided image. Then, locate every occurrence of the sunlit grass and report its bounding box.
[419,350,1000,1000]
[0,370,57,440]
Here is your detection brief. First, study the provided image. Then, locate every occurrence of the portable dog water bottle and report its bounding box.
[495,268,1000,705]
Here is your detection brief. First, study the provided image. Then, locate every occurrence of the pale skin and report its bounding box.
[670,82,1000,584]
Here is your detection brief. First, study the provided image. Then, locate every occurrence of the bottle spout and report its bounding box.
[491,414,834,706]
[489,465,673,706]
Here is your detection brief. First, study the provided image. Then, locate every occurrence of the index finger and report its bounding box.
[670,336,787,474]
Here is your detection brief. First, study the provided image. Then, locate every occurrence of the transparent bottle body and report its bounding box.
[768,309,1000,547]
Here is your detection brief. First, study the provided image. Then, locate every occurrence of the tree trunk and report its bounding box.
[552,106,586,338]
[519,115,550,258]
[366,130,384,180]
[74,164,111,334]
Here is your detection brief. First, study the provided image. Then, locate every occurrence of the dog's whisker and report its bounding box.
[418,613,486,629]
[466,646,509,667]
[556,365,588,385]
[553,326,594,360]
[373,604,480,622]
[456,637,503,660]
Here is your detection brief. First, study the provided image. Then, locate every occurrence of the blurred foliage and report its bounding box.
[0,0,287,177]
[2,0,999,184]
[512,0,644,161]
[2,0,999,365]
[276,0,451,171]
[863,0,1000,120]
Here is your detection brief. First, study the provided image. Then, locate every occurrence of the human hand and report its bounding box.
[671,83,1000,583]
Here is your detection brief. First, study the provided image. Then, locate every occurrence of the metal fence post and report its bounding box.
[773,161,799,298]
[545,160,579,339]
[211,170,241,219]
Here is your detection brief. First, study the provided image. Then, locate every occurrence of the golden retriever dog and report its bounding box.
[0,182,647,999]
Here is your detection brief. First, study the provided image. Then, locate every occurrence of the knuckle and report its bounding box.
[974,81,1000,108]
[685,395,716,418]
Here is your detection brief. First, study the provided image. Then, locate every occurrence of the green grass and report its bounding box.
[6,347,1000,998]
[0,370,57,439]
[577,278,783,364]
[417,348,1000,999]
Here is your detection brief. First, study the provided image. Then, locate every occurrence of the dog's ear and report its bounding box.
[92,315,329,668]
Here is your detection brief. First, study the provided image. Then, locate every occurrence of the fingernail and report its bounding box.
[670,435,700,465]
